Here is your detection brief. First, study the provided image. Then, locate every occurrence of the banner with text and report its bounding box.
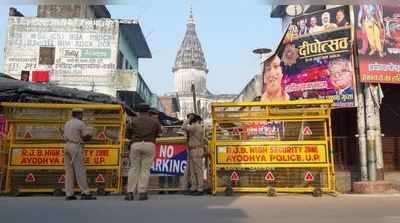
[150,144,187,176]
[217,145,327,164]
[10,148,119,166]
[261,6,356,108]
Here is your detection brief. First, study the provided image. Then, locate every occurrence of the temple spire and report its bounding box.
[172,4,208,73]
[188,4,194,24]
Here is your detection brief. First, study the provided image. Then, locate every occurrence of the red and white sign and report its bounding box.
[95,174,105,183]
[230,171,240,181]
[304,171,314,182]
[25,173,36,183]
[303,127,313,136]
[24,131,32,139]
[58,174,65,184]
[151,144,188,176]
[264,171,275,182]
[96,132,106,140]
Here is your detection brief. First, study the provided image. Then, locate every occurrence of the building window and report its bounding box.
[124,60,129,69]
[117,51,124,69]
[39,47,55,65]
[20,70,30,81]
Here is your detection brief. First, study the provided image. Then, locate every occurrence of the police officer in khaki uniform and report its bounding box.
[125,103,161,201]
[182,114,206,196]
[181,113,195,193]
[63,108,96,200]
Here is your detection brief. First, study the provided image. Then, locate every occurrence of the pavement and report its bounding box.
[1,194,400,223]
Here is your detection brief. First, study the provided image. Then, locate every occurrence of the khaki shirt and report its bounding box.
[64,118,91,144]
[130,114,161,143]
[182,120,204,148]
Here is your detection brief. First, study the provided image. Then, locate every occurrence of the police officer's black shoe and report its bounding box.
[80,193,97,200]
[124,192,134,201]
[183,190,195,195]
[191,191,204,196]
[65,195,78,201]
[138,193,148,201]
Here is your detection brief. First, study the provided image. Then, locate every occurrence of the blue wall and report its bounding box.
[118,30,139,71]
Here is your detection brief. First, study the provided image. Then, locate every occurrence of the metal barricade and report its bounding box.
[122,126,188,193]
[0,102,125,195]
[210,99,335,196]
[0,114,9,194]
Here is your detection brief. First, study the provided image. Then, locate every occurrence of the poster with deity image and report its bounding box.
[355,5,400,83]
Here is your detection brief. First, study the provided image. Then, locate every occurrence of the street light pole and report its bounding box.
[253,48,272,100]
[252,48,272,74]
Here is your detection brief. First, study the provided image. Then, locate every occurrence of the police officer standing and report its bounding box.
[125,103,161,201]
[63,108,96,200]
[182,114,206,196]
[182,113,195,194]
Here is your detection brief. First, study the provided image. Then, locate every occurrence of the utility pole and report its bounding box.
[371,84,384,180]
[354,40,369,181]
[191,82,197,114]
[355,71,368,181]
[364,84,377,181]
[375,111,384,180]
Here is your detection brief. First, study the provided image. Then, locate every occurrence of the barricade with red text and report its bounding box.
[0,102,125,195]
[210,99,335,196]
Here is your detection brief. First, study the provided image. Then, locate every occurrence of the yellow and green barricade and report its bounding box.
[0,102,125,195]
[210,99,335,196]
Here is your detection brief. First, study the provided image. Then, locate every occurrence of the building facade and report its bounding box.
[4,6,162,110]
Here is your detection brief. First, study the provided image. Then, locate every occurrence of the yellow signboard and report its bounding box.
[11,148,119,166]
[217,145,327,164]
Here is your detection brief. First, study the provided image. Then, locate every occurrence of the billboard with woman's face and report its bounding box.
[261,6,356,108]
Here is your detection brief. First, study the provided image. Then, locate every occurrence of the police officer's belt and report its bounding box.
[65,140,82,144]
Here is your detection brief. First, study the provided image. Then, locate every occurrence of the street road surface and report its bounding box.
[0,194,399,223]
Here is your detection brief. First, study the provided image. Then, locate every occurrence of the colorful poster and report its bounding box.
[355,5,400,83]
[261,6,356,108]
[217,145,327,164]
[150,144,187,176]
[10,148,119,166]
[292,6,351,36]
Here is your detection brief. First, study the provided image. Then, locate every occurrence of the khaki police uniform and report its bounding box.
[182,120,205,192]
[127,114,161,194]
[181,130,192,191]
[63,117,92,197]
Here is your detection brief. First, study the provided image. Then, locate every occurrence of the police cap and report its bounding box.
[72,108,84,113]
[136,103,150,112]
[149,108,159,115]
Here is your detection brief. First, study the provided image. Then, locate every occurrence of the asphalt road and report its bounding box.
[1,194,400,223]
